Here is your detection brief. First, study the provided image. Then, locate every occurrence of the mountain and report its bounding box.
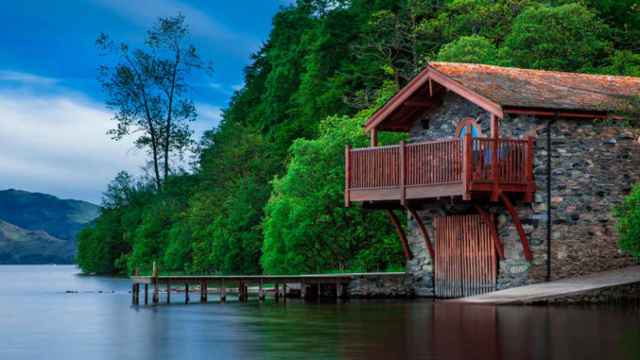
[0,189,100,264]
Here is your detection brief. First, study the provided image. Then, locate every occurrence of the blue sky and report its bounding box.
[0,0,291,204]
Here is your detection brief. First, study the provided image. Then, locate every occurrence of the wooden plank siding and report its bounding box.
[435,215,496,298]
[345,137,535,205]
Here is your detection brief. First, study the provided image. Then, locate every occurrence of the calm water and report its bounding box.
[0,266,639,360]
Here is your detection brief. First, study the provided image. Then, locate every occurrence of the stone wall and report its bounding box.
[405,92,640,296]
[347,273,414,298]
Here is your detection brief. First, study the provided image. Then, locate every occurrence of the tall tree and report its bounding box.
[97,15,212,190]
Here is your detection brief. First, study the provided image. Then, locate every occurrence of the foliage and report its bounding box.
[79,1,640,275]
[262,90,405,274]
[97,15,212,189]
[501,3,611,72]
[614,183,640,259]
[436,35,504,65]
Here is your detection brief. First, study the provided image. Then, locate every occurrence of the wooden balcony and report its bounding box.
[345,136,535,206]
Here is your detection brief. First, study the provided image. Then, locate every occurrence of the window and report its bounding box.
[455,118,483,138]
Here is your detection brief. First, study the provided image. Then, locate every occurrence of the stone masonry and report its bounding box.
[405,92,640,297]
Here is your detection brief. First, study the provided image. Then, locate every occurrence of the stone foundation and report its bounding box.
[347,273,414,298]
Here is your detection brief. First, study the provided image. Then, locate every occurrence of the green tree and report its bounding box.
[97,15,212,189]
[262,89,405,274]
[614,183,640,259]
[502,3,612,72]
[436,35,503,65]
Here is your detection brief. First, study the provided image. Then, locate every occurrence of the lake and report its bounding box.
[0,265,638,359]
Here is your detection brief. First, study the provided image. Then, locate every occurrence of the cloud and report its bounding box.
[91,0,261,57]
[0,71,58,86]
[0,89,145,204]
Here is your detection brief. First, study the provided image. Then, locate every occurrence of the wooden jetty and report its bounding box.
[453,265,640,305]
[130,271,406,305]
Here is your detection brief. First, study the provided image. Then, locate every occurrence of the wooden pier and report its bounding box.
[130,272,406,305]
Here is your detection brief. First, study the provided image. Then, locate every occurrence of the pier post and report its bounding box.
[166,281,171,304]
[220,280,226,303]
[258,281,265,301]
[301,281,307,300]
[152,262,159,305]
[185,283,190,304]
[144,284,148,305]
[275,284,280,302]
[283,283,287,303]
[132,283,137,305]
[202,280,208,303]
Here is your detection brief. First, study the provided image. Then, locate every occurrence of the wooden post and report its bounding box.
[491,136,500,202]
[301,281,307,300]
[166,280,171,304]
[462,132,473,200]
[220,280,226,303]
[399,140,406,206]
[152,261,159,305]
[144,284,148,305]
[203,280,208,303]
[275,284,280,302]
[525,136,535,203]
[185,283,190,304]
[283,283,287,302]
[132,283,137,305]
[370,127,378,147]
[258,281,265,301]
[345,145,351,208]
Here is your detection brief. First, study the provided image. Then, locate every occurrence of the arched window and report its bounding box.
[455,118,483,138]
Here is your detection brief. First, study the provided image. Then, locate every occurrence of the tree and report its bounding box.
[614,183,640,259]
[97,15,212,190]
[502,3,612,72]
[437,35,504,65]
[261,88,405,274]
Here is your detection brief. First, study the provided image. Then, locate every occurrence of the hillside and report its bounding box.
[0,189,100,264]
[0,220,73,264]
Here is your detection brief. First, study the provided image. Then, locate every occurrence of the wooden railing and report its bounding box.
[345,136,535,204]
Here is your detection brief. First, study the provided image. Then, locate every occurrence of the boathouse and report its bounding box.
[344,62,640,298]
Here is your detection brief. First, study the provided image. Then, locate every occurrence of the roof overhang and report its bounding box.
[364,65,504,133]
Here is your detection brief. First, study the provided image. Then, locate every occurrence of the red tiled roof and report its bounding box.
[429,62,640,113]
[364,62,640,132]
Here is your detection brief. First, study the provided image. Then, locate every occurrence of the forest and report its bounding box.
[76,0,640,275]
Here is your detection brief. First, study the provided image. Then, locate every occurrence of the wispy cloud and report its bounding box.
[91,0,261,57]
[0,70,58,86]
[0,86,145,203]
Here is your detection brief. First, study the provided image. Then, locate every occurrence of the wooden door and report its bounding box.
[434,214,496,298]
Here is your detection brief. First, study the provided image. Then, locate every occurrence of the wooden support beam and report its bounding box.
[500,193,533,261]
[283,283,287,302]
[345,145,351,208]
[185,283,190,304]
[404,99,434,107]
[144,284,148,305]
[399,141,406,206]
[258,281,265,301]
[166,281,171,304]
[386,209,413,260]
[406,206,434,259]
[275,283,280,302]
[474,204,505,260]
[132,283,137,305]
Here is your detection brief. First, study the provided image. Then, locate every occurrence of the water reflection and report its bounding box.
[0,266,638,360]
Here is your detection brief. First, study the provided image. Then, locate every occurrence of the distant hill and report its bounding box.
[0,189,100,264]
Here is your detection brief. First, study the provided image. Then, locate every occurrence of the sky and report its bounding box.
[0,0,292,204]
